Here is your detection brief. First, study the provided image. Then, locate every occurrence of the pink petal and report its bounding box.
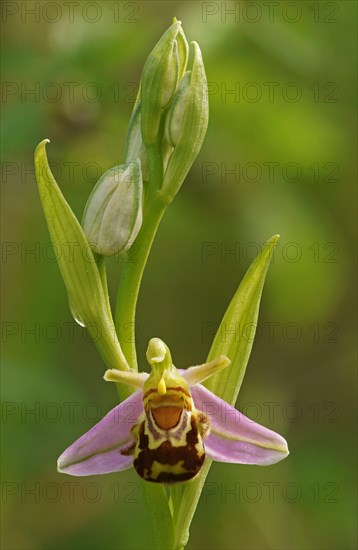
[191,385,289,466]
[57,390,143,476]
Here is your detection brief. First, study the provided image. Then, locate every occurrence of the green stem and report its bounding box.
[113,142,174,547]
[140,480,175,550]
[114,141,166,371]
[171,460,212,549]
[114,197,167,370]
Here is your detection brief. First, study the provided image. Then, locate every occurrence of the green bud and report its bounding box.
[161,42,209,202]
[82,161,143,256]
[164,71,191,147]
[140,20,183,146]
[124,101,149,181]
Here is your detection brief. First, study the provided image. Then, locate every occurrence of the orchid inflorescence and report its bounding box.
[35,18,289,550]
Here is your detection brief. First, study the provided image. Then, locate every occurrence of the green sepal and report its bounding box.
[170,235,280,549]
[34,139,130,372]
[161,42,209,202]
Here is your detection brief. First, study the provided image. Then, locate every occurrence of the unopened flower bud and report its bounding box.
[140,20,183,146]
[161,42,209,202]
[82,161,143,256]
[164,71,191,147]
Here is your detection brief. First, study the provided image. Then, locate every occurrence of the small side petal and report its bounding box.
[58,391,143,476]
[191,385,289,466]
[182,355,230,387]
[104,369,148,388]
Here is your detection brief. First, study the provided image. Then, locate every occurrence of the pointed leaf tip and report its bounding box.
[268,234,280,244]
[205,233,281,405]
[34,138,130,372]
[35,138,50,151]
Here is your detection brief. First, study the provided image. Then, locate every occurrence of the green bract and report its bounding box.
[124,102,149,182]
[82,161,143,256]
[206,234,280,404]
[34,140,129,373]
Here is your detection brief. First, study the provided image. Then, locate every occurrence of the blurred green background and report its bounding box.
[1,1,357,549]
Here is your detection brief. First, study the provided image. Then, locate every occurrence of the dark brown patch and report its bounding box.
[133,417,205,483]
[155,470,201,483]
[120,441,136,456]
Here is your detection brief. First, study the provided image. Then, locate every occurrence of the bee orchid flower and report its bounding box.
[58,339,289,483]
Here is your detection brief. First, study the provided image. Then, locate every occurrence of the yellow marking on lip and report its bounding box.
[148,393,183,406]
[143,386,191,399]
[151,459,187,478]
[157,376,167,395]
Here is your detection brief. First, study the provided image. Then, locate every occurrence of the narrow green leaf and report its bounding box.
[170,235,279,549]
[205,234,280,405]
[34,139,129,372]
